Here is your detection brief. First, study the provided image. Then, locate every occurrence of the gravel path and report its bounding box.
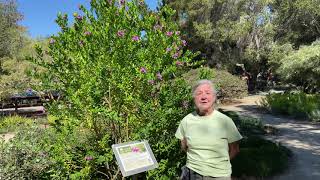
[219,95,320,180]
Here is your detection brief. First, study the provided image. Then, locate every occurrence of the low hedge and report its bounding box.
[260,92,320,122]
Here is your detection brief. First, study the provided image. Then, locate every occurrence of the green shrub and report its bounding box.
[0,79,193,179]
[0,125,52,179]
[276,41,320,93]
[0,116,34,133]
[232,136,291,177]
[260,92,320,122]
[27,0,198,178]
[182,67,248,100]
[136,79,192,179]
[0,124,116,179]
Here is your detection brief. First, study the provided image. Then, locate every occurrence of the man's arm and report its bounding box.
[180,137,188,152]
[228,141,240,159]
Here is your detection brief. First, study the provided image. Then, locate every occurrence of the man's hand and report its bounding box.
[228,141,240,159]
[181,137,188,152]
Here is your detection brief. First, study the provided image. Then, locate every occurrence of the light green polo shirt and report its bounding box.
[175,110,242,177]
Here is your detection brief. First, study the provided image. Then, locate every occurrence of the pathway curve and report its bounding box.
[219,95,320,180]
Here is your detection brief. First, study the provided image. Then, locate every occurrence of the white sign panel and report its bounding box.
[112,140,158,177]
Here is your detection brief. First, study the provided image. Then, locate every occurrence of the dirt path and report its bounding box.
[219,95,320,180]
[0,132,15,142]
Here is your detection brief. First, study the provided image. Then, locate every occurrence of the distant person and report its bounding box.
[176,80,243,180]
[267,72,275,87]
[256,72,264,90]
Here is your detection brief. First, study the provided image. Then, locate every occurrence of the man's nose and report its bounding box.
[201,96,207,100]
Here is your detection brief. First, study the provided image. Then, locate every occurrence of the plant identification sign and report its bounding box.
[112,140,158,177]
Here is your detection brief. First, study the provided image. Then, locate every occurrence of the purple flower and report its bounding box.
[120,0,125,5]
[166,47,172,52]
[84,31,92,36]
[166,31,173,36]
[175,31,180,35]
[172,52,179,59]
[132,35,140,41]
[182,40,187,46]
[148,80,155,85]
[117,30,125,37]
[76,15,83,20]
[176,61,183,66]
[156,72,162,80]
[79,40,84,46]
[138,0,144,6]
[153,24,162,31]
[85,156,93,161]
[132,147,140,153]
[49,38,55,44]
[140,67,147,73]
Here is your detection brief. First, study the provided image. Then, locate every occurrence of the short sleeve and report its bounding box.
[175,119,186,140]
[225,118,243,143]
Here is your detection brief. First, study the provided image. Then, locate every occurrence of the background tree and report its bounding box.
[0,0,23,73]
[0,0,43,100]
[272,0,320,47]
[164,0,272,66]
[165,0,320,91]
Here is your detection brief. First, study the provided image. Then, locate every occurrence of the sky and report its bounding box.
[16,0,159,38]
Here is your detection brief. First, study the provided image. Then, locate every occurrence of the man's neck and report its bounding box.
[197,108,214,116]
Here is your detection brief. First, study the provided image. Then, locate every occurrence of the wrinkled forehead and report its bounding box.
[194,83,214,93]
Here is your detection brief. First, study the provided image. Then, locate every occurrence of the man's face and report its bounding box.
[194,84,215,112]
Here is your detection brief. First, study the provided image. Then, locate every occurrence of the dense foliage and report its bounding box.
[272,0,320,47]
[276,42,320,92]
[164,0,275,73]
[27,0,197,178]
[261,92,320,122]
[164,0,320,91]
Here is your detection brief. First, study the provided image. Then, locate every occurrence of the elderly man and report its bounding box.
[175,79,242,180]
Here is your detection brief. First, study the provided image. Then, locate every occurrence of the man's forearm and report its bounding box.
[181,138,188,152]
[229,142,240,159]
[229,149,239,159]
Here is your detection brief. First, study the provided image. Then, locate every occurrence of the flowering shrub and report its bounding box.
[28,0,197,178]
